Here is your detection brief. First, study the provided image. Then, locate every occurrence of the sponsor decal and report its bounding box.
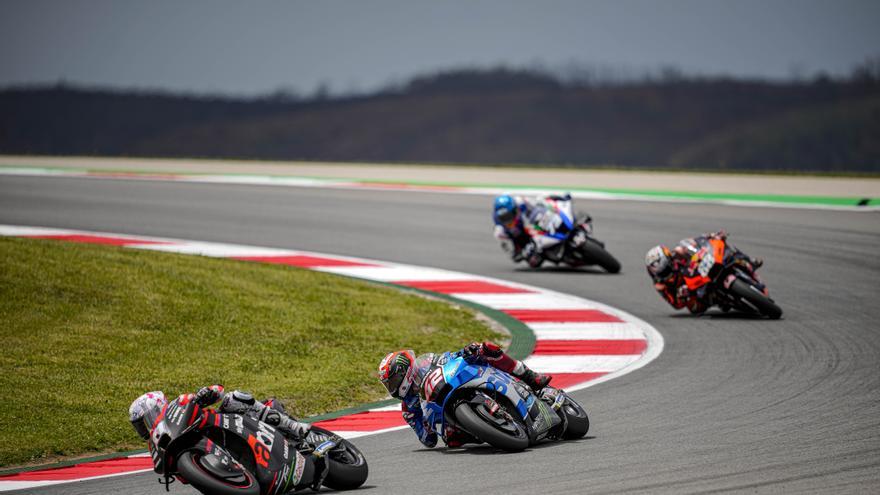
[514,382,530,400]
[293,451,306,485]
[255,421,275,449]
[485,371,510,395]
[422,367,445,401]
[247,434,271,468]
[279,464,291,493]
[247,421,277,468]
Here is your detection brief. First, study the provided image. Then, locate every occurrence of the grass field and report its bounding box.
[0,237,501,467]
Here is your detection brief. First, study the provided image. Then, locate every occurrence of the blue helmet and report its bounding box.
[493,195,518,225]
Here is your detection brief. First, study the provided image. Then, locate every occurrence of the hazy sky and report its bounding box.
[2,0,878,96]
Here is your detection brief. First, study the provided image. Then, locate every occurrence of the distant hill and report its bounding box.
[2,68,878,172]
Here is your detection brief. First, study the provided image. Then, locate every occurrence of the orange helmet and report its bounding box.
[378,350,416,399]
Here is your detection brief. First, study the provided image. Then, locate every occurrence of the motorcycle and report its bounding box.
[517,194,621,273]
[144,394,368,494]
[683,235,782,319]
[420,351,589,452]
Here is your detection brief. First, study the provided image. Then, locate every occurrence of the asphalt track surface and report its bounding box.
[2,175,879,494]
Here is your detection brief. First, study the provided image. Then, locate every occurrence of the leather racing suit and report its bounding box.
[494,195,571,268]
[650,232,732,314]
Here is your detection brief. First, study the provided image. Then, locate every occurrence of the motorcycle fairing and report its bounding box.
[520,198,601,267]
[684,238,765,292]
[421,352,562,442]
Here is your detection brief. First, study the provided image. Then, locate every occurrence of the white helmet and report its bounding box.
[645,245,673,280]
[129,391,167,440]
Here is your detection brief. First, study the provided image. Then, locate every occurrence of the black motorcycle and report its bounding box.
[145,395,368,494]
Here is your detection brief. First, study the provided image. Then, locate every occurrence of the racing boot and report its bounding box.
[517,366,552,391]
[479,342,552,391]
[509,360,551,391]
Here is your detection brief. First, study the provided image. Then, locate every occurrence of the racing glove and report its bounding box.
[194,385,224,406]
[461,342,482,359]
[709,229,728,240]
[676,285,690,301]
[523,241,543,268]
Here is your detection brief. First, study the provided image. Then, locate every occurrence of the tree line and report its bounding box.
[1,65,878,172]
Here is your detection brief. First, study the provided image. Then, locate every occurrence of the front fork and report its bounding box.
[724,266,768,296]
[541,388,569,438]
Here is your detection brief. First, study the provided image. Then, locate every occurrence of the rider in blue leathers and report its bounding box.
[378,342,550,448]
[493,195,543,267]
[493,194,573,268]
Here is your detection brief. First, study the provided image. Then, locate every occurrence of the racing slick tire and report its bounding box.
[176,449,260,495]
[729,279,783,320]
[581,238,621,273]
[559,396,590,439]
[309,427,369,490]
[454,401,530,452]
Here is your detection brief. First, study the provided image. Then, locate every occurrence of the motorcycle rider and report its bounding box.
[128,386,334,491]
[378,341,551,448]
[493,193,573,268]
[645,230,762,314]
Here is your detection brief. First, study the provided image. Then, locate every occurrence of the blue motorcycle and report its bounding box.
[420,352,589,451]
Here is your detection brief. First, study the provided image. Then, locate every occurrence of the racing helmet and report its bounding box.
[645,245,673,280]
[128,391,168,440]
[378,350,416,399]
[493,195,518,226]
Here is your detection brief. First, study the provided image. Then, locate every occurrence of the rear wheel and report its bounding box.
[454,401,529,452]
[729,279,783,319]
[176,450,260,495]
[580,239,621,273]
[308,426,368,490]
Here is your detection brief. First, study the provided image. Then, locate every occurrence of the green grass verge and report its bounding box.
[344,178,874,206]
[0,237,502,468]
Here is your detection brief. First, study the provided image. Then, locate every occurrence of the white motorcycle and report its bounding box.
[510,195,621,273]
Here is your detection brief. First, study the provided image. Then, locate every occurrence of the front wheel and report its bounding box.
[176,450,260,495]
[559,395,590,439]
[454,401,530,452]
[580,239,621,273]
[308,426,368,490]
[728,279,783,319]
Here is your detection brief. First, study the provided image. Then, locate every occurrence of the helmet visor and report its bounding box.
[496,208,516,225]
[382,373,405,398]
[131,417,151,440]
[654,263,672,280]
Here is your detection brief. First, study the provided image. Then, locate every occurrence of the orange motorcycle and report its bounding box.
[683,237,782,319]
